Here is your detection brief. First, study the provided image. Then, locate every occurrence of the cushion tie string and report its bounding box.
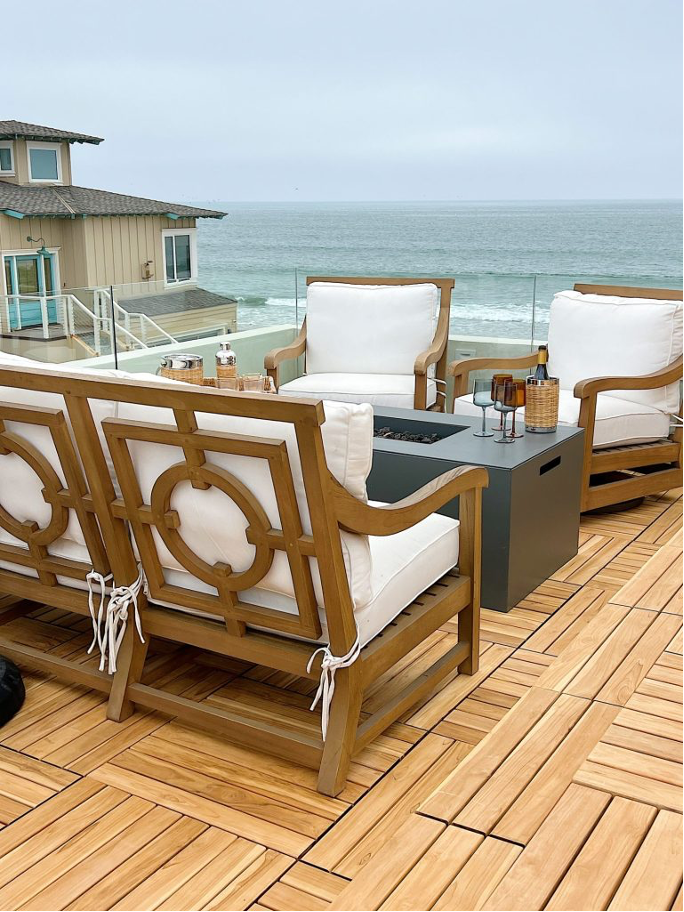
[86,569,113,659]
[306,635,361,739]
[102,567,146,674]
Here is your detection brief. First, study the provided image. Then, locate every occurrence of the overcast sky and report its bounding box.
[4,0,682,201]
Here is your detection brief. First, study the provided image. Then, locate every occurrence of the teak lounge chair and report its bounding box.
[0,354,485,795]
[450,284,683,512]
[264,276,454,411]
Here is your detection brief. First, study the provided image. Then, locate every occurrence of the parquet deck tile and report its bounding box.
[0,491,681,909]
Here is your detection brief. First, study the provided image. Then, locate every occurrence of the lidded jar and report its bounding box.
[216,341,237,379]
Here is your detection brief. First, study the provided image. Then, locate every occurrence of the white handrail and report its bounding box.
[95,289,177,346]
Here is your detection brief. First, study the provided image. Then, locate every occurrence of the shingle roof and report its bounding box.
[0,181,226,219]
[0,120,104,144]
[120,287,237,317]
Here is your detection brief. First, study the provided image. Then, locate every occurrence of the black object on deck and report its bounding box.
[0,655,25,726]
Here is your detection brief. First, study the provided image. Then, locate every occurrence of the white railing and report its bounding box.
[94,289,177,348]
[0,293,149,356]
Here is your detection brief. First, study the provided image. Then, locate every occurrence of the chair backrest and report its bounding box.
[548,285,683,413]
[0,353,112,595]
[304,276,453,376]
[0,359,371,651]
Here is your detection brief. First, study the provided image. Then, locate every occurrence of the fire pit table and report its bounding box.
[368,407,584,611]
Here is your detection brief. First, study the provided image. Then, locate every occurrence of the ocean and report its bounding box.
[194,200,682,341]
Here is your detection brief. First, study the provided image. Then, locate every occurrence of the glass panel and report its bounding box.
[164,236,175,282]
[29,148,59,180]
[16,258,40,294]
[174,235,191,280]
[0,148,11,172]
[43,257,54,294]
[4,259,12,294]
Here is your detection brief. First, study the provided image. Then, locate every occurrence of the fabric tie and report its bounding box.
[86,569,113,659]
[102,568,146,674]
[307,635,361,739]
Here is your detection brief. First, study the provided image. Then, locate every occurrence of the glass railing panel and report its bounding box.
[295,268,538,345]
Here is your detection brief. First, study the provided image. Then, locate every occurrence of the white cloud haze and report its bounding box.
[4,0,682,201]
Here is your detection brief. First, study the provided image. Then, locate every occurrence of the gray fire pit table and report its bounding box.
[368,408,584,612]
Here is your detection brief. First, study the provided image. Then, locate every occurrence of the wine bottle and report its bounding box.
[534,345,549,381]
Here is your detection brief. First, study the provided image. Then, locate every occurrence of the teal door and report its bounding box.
[4,254,57,330]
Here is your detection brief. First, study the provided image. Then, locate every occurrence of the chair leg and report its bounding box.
[317,669,363,797]
[457,597,479,675]
[107,621,149,722]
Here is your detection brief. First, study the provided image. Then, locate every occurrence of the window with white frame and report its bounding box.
[0,141,14,175]
[163,229,196,284]
[27,142,62,183]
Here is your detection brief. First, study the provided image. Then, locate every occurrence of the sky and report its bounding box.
[3,0,682,202]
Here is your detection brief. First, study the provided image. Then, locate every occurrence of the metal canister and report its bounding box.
[216,341,237,379]
[159,353,204,385]
[525,376,560,433]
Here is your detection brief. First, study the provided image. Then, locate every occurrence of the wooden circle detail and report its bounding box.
[0,432,69,546]
[150,461,274,590]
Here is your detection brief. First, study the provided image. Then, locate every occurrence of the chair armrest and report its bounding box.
[448,353,538,398]
[574,356,683,399]
[332,465,489,536]
[414,307,450,375]
[264,322,307,388]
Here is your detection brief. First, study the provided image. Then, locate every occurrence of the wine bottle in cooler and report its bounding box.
[534,345,549,381]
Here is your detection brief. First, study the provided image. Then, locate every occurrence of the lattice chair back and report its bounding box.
[0,358,111,604]
[103,387,373,648]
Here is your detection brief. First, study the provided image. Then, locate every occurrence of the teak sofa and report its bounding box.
[0,355,485,795]
[264,276,455,411]
[450,284,683,512]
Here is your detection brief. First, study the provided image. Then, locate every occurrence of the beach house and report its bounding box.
[0,120,236,356]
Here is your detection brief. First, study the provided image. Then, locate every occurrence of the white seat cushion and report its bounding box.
[453,388,671,448]
[306,282,439,375]
[548,290,683,414]
[156,504,460,647]
[280,372,437,408]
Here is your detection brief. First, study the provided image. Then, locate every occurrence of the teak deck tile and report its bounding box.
[0,489,680,910]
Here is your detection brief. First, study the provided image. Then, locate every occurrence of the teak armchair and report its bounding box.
[0,360,485,796]
[264,276,454,411]
[450,284,683,512]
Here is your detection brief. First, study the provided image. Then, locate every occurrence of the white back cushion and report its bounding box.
[116,398,375,611]
[548,290,683,413]
[305,282,439,375]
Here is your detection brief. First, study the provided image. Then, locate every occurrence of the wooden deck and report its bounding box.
[0,489,681,911]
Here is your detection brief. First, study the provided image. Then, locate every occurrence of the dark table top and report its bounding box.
[372,407,584,471]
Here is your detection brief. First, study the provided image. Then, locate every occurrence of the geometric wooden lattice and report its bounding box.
[0,402,108,589]
[104,410,322,640]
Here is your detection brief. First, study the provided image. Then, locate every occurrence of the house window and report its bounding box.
[0,142,14,175]
[27,143,62,183]
[163,229,196,284]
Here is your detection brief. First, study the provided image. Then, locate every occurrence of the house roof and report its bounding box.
[119,287,237,318]
[0,120,104,145]
[0,181,226,219]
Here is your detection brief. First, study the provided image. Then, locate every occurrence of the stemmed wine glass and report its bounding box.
[509,379,526,438]
[491,373,513,430]
[493,380,516,444]
[472,379,494,437]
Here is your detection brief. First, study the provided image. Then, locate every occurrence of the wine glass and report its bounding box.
[493,380,516,444]
[509,379,526,438]
[491,373,513,430]
[472,379,494,437]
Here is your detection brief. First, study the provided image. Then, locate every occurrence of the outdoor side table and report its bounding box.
[368,408,584,612]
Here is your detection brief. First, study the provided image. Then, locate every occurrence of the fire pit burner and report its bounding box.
[374,427,441,445]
